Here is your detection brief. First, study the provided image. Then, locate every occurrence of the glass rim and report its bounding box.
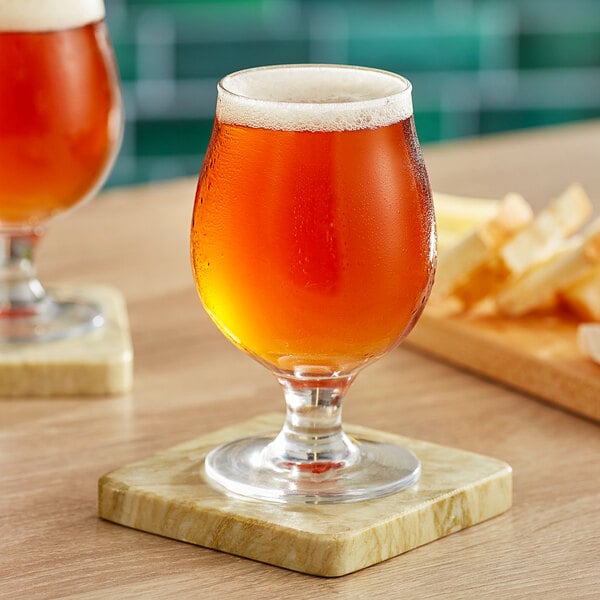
[217,64,413,107]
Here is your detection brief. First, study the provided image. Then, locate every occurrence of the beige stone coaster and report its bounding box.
[99,413,512,577]
[0,284,133,397]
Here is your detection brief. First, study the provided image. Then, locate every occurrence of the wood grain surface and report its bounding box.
[408,307,600,423]
[2,121,600,599]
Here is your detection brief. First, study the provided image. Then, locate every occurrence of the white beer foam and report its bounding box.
[0,0,105,32]
[217,65,413,132]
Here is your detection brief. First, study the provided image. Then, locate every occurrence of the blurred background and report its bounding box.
[104,0,600,187]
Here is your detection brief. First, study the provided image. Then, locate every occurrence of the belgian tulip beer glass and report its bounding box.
[0,0,122,341]
[191,65,436,503]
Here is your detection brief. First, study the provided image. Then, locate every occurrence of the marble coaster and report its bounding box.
[0,284,133,397]
[98,413,512,577]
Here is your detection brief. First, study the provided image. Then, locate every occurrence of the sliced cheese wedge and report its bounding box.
[562,264,600,321]
[434,193,532,301]
[577,323,600,364]
[497,217,600,316]
[452,184,593,308]
[433,192,500,237]
[499,183,592,277]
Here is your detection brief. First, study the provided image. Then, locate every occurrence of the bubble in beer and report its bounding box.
[0,0,105,32]
[217,65,414,132]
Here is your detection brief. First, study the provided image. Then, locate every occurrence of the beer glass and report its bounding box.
[191,65,436,503]
[0,0,122,341]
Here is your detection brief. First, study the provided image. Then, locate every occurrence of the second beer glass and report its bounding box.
[0,0,122,341]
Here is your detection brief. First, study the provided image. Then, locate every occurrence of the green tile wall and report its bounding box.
[135,120,215,157]
[519,32,600,69]
[175,39,312,79]
[104,0,600,186]
[480,108,600,133]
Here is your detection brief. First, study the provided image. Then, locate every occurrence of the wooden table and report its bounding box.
[2,121,599,599]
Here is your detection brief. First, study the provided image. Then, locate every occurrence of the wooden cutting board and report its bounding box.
[407,304,600,423]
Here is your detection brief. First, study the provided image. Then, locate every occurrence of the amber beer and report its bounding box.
[0,0,121,228]
[191,66,435,375]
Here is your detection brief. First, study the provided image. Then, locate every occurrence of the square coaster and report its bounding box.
[99,413,512,577]
[0,284,132,397]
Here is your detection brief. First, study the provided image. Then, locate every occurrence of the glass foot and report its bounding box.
[0,293,104,343]
[205,434,421,504]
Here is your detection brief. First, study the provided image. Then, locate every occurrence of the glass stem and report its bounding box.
[0,231,47,317]
[265,374,360,472]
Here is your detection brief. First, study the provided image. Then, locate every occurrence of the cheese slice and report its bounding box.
[434,193,532,301]
[577,323,600,364]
